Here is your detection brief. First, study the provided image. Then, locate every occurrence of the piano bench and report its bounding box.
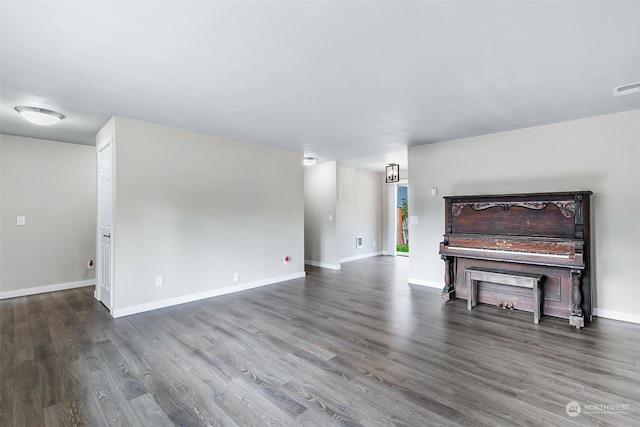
[465,267,544,324]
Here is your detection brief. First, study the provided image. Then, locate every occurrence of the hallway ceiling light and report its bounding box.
[303,157,318,166]
[15,106,65,125]
[386,163,399,183]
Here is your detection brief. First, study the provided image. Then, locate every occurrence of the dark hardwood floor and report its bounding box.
[1,256,639,426]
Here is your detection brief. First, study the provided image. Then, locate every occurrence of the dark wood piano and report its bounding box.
[439,191,592,328]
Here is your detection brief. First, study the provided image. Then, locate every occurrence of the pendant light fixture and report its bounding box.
[386,163,400,183]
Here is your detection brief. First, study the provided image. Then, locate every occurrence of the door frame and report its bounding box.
[396,181,409,256]
[95,136,114,312]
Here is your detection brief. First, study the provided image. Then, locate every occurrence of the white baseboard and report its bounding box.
[305,260,341,270]
[112,271,306,318]
[408,277,443,289]
[339,251,382,264]
[593,307,640,324]
[0,279,95,300]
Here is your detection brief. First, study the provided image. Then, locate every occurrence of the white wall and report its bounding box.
[338,166,382,262]
[0,135,96,297]
[99,117,305,316]
[381,176,396,256]
[304,161,339,269]
[408,109,640,322]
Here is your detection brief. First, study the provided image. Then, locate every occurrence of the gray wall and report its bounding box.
[304,162,384,269]
[0,135,96,296]
[338,166,382,261]
[408,109,640,322]
[304,161,339,269]
[99,117,305,315]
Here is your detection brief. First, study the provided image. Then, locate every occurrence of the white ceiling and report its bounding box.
[1,1,639,171]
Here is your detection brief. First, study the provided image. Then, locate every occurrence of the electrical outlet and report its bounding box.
[87,260,94,270]
[155,276,164,287]
[233,272,240,282]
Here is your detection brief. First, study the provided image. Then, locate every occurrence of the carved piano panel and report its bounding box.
[451,201,578,237]
[439,191,592,327]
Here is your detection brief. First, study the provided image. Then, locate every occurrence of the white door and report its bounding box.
[96,139,113,311]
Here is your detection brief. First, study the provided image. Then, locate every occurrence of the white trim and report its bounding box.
[112,272,305,318]
[339,251,382,264]
[593,307,640,324]
[305,260,341,270]
[0,280,95,300]
[408,277,443,289]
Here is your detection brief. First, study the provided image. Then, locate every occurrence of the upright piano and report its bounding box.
[439,191,592,328]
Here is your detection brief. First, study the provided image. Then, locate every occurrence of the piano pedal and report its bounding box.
[497,301,514,310]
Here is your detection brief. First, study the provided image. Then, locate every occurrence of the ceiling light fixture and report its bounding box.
[15,106,65,126]
[613,81,640,97]
[303,157,318,166]
[386,163,400,183]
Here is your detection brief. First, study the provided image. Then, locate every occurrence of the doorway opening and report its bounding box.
[396,185,409,256]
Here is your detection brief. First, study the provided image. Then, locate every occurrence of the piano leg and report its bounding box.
[441,256,455,301]
[569,270,584,329]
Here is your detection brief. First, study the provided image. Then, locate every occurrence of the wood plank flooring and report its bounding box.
[1,256,639,426]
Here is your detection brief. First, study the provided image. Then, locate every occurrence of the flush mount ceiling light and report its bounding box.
[613,81,640,97]
[303,156,318,166]
[15,106,65,126]
[386,163,400,183]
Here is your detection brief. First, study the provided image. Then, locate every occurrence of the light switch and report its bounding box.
[328,214,333,222]
[431,188,438,196]
[16,216,26,226]
[410,216,418,224]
